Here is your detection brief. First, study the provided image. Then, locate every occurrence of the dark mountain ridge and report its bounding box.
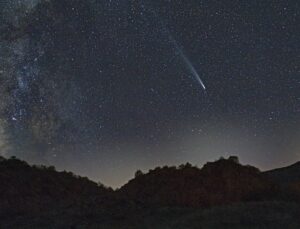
[263,161,300,185]
[119,156,279,207]
[0,156,116,226]
[0,155,300,228]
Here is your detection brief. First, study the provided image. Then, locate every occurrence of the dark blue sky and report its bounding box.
[0,0,299,187]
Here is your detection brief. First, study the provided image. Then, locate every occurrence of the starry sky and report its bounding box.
[0,0,299,187]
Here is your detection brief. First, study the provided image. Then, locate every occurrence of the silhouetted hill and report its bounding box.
[0,156,120,227]
[119,157,278,207]
[1,155,300,228]
[263,162,300,185]
[263,162,300,200]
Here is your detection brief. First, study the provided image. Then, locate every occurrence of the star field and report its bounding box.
[0,0,299,187]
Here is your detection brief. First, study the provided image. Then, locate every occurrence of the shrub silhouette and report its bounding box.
[134,170,144,178]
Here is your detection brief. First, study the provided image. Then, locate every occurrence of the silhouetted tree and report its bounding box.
[179,162,192,169]
[48,166,56,171]
[134,170,143,178]
[229,156,239,164]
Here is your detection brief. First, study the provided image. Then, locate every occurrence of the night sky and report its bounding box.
[0,0,299,187]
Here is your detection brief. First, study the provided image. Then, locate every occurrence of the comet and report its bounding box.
[171,38,206,90]
[142,2,207,91]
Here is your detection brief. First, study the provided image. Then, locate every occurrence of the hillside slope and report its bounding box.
[263,162,300,185]
[0,156,118,227]
[119,157,278,207]
[263,162,300,200]
[1,156,300,228]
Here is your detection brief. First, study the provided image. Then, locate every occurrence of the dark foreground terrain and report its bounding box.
[1,156,300,228]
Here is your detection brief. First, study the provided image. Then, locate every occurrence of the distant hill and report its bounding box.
[263,162,300,200]
[263,162,300,185]
[119,156,278,207]
[0,155,300,228]
[0,156,118,227]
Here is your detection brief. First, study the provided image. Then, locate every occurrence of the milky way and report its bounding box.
[0,0,299,187]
